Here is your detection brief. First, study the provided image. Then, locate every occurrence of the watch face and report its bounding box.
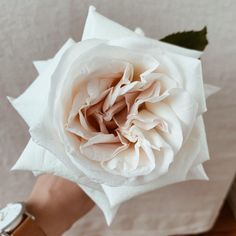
[0,203,24,233]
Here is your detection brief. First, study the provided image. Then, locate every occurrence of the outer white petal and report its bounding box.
[165,89,198,126]
[7,39,76,127]
[165,52,207,114]
[80,185,119,225]
[189,115,210,166]
[186,164,209,180]
[134,27,145,36]
[33,60,49,75]
[12,139,101,189]
[83,6,202,58]
[204,83,221,99]
[82,6,138,41]
[164,88,198,140]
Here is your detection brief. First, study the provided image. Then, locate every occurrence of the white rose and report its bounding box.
[9,6,219,224]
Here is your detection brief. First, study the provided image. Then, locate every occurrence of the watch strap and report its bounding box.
[10,216,46,236]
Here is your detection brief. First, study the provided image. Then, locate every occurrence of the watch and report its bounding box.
[0,202,46,236]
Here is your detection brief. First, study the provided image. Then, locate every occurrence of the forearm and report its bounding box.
[25,175,94,236]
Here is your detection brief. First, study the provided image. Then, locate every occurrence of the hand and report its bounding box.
[25,174,94,236]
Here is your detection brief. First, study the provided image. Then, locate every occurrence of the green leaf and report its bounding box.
[160,26,208,51]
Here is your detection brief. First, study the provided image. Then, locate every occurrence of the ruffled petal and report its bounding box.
[145,102,183,153]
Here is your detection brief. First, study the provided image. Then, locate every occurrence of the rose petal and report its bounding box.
[102,63,134,111]
[79,133,122,162]
[102,145,139,174]
[186,164,208,180]
[132,110,168,131]
[80,143,122,162]
[12,139,101,189]
[102,139,155,177]
[7,39,76,127]
[145,102,183,153]
[161,52,206,115]
[204,83,221,99]
[82,6,139,41]
[164,88,198,140]
[33,60,49,74]
[79,184,119,225]
[189,115,210,166]
[142,73,179,93]
[134,27,145,36]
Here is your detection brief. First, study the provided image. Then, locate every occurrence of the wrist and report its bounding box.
[25,175,94,236]
[25,199,68,236]
[26,193,83,236]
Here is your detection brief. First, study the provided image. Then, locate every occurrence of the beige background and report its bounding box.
[0,1,236,235]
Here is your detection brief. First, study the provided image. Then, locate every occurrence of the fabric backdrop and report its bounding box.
[0,1,235,235]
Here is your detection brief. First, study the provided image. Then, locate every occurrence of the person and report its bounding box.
[0,174,94,236]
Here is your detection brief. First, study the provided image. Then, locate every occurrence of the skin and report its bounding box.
[25,174,95,236]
